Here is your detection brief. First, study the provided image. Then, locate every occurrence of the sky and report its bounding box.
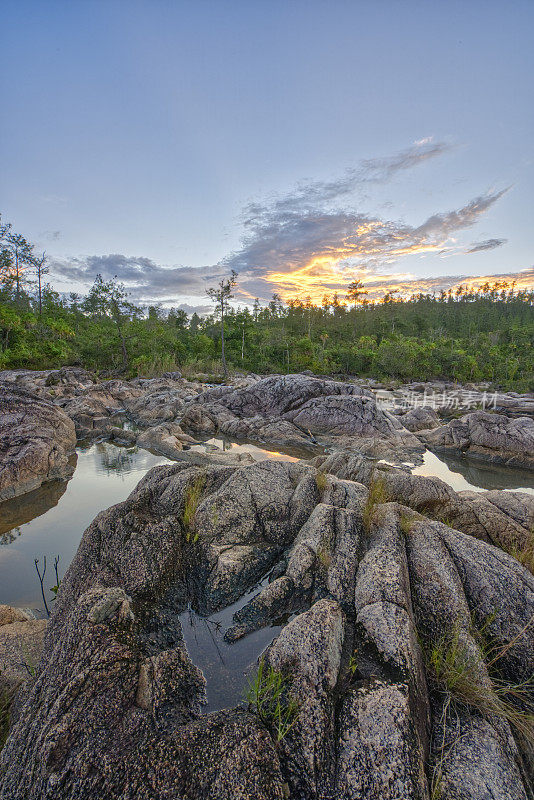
[1,0,533,311]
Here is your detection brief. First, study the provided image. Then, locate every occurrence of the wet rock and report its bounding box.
[0,383,76,502]
[420,411,534,470]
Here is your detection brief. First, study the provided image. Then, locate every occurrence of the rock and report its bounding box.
[136,422,187,458]
[336,681,428,800]
[312,450,534,558]
[420,411,534,470]
[0,383,76,502]
[1,459,533,798]
[0,607,33,626]
[182,374,422,455]
[0,615,47,694]
[397,406,440,432]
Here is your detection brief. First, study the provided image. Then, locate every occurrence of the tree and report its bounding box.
[34,251,49,316]
[6,232,34,301]
[83,274,138,369]
[206,270,238,377]
[346,279,368,306]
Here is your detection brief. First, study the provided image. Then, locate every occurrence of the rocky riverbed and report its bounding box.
[0,368,533,799]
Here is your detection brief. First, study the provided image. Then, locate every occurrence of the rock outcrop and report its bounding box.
[0,384,76,502]
[1,459,532,799]
[182,374,422,456]
[312,450,534,560]
[0,608,46,696]
[420,411,534,470]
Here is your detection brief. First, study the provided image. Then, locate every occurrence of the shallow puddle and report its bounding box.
[410,450,534,496]
[180,575,284,713]
[190,436,301,462]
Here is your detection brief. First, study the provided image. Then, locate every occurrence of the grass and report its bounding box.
[399,511,416,536]
[507,526,534,574]
[427,622,534,742]
[315,468,327,493]
[182,474,206,543]
[362,474,389,532]
[245,657,298,743]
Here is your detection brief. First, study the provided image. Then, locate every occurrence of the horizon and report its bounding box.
[1,0,533,312]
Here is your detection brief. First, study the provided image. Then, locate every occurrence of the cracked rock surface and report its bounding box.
[1,458,532,799]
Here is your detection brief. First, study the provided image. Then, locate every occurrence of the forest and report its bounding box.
[1,217,533,389]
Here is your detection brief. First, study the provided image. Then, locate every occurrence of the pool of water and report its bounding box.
[191,436,301,462]
[180,574,284,713]
[410,450,534,496]
[0,442,172,611]
[0,435,302,613]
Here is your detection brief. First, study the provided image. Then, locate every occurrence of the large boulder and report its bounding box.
[1,460,532,798]
[420,411,534,470]
[0,384,76,502]
[182,374,422,455]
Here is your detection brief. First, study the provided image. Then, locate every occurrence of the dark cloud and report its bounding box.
[50,254,228,304]
[467,238,507,253]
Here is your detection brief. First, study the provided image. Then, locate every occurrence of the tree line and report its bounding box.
[0,217,533,389]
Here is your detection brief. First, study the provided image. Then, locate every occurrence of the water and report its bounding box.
[410,450,534,496]
[0,436,300,612]
[180,575,284,712]
[0,442,172,610]
[191,436,302,462]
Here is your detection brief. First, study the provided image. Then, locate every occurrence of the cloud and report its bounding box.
[467,238,507,253]
[50,254,228,304]
[48,140,516,309]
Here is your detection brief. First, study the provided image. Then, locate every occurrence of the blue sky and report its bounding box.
[1,0,533,309]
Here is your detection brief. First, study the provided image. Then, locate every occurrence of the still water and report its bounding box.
[411,449,534,496]
[0,437,299,611]
[1,436,532,710]
[0,442,172,610]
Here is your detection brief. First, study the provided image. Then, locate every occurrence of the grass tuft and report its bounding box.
[182,474,206,542]
[428,623,534,741]
[245,657,298,743]
[507,526,534,574]
[363,474,389,532]
[315,468,327,493]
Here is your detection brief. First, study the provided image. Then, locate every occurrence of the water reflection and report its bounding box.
[0,479,70,538]
[412,450,534,496]
[180,575,284,712]
[191,436,302,462]
[0,442,171,609]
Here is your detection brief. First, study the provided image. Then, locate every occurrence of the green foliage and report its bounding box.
[182,475,206,542]
[0,215,533,388]
[363,474,389,532]
[245,657,298,743]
